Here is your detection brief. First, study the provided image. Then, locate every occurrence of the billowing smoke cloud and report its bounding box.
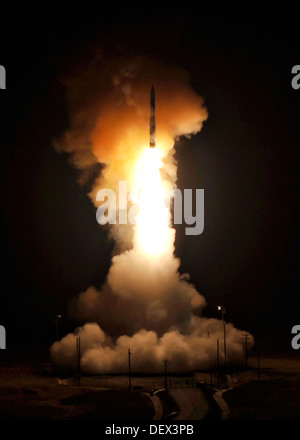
[50,51,253,373]
[51,321,249,374]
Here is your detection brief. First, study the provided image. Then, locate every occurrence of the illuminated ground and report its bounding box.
[0,355,299,419]
[222,355,300,420]
[0,364,154,419]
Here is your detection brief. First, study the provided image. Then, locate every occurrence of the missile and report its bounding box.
[150,85,156,148]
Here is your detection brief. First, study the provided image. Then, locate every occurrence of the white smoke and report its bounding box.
[51,320,249,374]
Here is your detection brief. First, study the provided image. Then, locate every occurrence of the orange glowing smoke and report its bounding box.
[55,56,208,208]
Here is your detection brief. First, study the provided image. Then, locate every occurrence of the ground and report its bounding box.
[0,354,299,419]
[0,363,154,420]
[222,354,300,420]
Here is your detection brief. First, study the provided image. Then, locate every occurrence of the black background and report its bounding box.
[0,6,299,360]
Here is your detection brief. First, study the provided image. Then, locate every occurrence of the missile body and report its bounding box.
[150,85,156,148]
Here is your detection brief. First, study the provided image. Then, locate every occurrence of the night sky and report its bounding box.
[0,7,299,358]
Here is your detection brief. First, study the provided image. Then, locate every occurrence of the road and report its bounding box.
[168,388,210,420]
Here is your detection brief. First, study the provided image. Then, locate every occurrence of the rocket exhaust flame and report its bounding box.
[132,147,171,256]
[50,55,253,374]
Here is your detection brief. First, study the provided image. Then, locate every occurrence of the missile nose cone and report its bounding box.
[150,85,155,111]
[151,84,155,98]
[150,85,156,148]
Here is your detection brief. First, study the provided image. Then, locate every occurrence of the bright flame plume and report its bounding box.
[132,147,172,256]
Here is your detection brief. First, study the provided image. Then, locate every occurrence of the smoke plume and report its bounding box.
[50,52,253,373]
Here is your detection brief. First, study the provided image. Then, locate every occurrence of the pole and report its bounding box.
[242,334,249,367]
[222,311,227,367]
[164,359,168,390]
[217,339,220,389]
[55,318,59,341]
[55,315,61,341]
[128,348,132,390]
[217,306,227,368]
[76,337,81,386]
